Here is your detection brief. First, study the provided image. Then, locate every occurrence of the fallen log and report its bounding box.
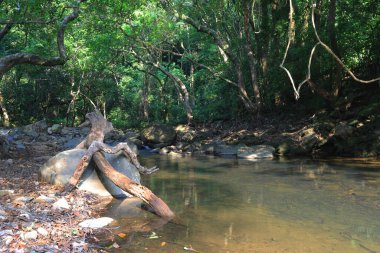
[62,110,174,219]
[93,152,174,218]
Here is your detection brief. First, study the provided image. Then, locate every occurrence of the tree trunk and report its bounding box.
[142,71,150,121]
[327,0,342,97]
[0,92,10,127]
[177,12,257,114]
[155,63,193,124]
[244,3,262,113]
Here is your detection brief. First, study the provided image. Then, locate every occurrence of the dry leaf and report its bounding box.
[118,232,127,238]
[160,241,166,246]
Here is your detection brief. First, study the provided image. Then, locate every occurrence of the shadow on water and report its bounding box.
[103,155,380,253]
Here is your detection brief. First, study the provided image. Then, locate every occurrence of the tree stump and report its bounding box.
[63,110,174,219]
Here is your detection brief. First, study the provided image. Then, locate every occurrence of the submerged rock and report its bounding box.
[39,149,141,198]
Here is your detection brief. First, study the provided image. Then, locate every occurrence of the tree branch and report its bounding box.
[0,0,86,76]
[0,22,12,41]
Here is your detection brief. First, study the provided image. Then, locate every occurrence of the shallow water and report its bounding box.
[105,155,380,253]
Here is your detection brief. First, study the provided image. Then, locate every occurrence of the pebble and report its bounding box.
[37,227,49,237]
[23,230,38,240]
[52,197,70,209]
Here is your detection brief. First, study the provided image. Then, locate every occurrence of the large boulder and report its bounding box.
[141,124,176,147]
[39,149,140,198]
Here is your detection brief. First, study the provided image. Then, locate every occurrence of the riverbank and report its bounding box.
[0,108,379,252]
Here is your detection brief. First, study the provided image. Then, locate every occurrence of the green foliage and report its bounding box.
[0,0,378,127]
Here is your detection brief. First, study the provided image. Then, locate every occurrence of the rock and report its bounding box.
[141,124,176,147]
[50,124,62,134]
[0,230,13,236]
[22,230,38,240]
[300,128,322,151]
[14,196,34,203]
[79,127,90,136]
[237,145,275,159]
[16,143,26,150]
[62,138,82,149]
[181,132,195,142]
[21,120,48,137]
[201,143,216,154]
[5,158,13,165]
[0,189,14,196]
[37,227,49,237]
[39,149,141,198]
[277,141,308,156]
[214,143,239,156]
[33,156,52,163]
[333,122,354,138]
[35,195,56,203]
[79,217,114,229]
[103,198,143,218]
[37,134,50,142]
[160,147,170,154]
[53,197,70,209]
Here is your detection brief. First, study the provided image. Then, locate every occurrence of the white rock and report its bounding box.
[23,230,38,240]
[0,189,14,196]
[79,217,114,229]
[37,227,49,237]
[52,197,70,209]
[237,145,275,160]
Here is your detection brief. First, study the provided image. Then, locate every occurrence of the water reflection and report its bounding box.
[107,155,380,253]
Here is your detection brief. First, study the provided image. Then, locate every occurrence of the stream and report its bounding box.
[102,155,380,253]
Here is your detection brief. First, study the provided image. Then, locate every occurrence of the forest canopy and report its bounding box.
[0,0,379,127]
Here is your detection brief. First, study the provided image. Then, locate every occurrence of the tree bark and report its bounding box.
[0,92,10,127]
[155,63,193,124]
[92,152,174,218]
[0,0,86,77]
[142,71,150,121]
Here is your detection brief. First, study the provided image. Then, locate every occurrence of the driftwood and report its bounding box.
[63,110,173,219]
